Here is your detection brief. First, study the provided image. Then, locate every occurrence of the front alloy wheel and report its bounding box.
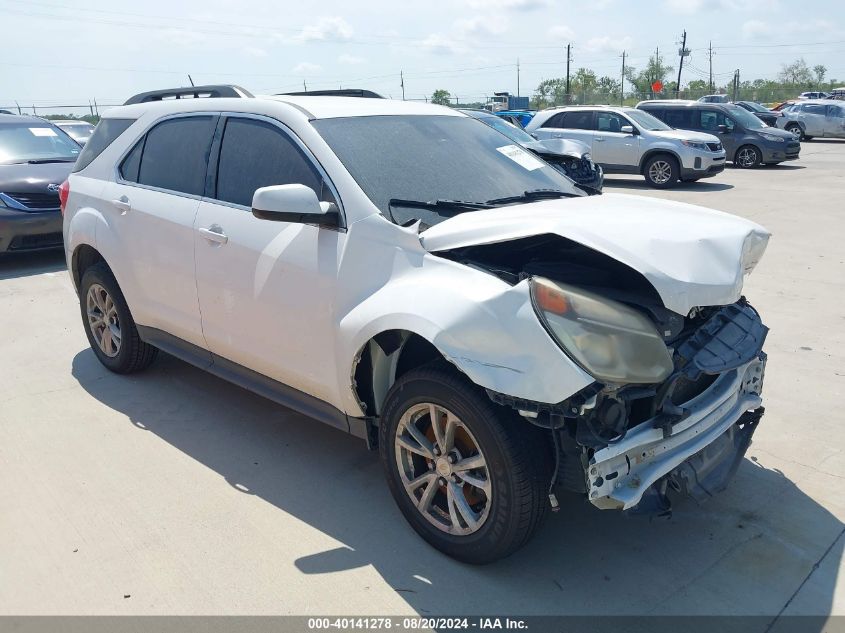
[643,154,678,189]
[379,365,551,564]
[735,145,761,168]
[395,402,492,536]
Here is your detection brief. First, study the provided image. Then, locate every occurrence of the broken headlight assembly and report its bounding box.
[529,277,674,384]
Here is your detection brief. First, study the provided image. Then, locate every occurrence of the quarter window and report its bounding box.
[124,116,216,196]
[214,117,328,207]
[72,118,135,173]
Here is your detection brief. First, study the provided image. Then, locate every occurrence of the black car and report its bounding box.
[459,109,603,194]
[0,115,80,253]
[734,101,783,127]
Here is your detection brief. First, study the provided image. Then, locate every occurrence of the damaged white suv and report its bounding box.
[63,86,770,564]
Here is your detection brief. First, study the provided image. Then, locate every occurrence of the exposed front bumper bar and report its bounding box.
[587,355,766,510]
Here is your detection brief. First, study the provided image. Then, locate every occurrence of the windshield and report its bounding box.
[463,111,536,145]
[0,123,81,164]
[625,109,671,131]
[742,102,768,113]
[726,105,766,129]
[60,123,94,135]
[313,115,579,226]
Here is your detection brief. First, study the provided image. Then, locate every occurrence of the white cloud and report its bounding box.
[338,53,364,65]
[548,24,575,40]
[243,46,268,58]
[667,0,778,12]
[584,35,633,54]
[292,62,322,75]
[297,16,353,42]
[664,0,705,13]
[454,15,508,37]
[742,18,843,40]
[465,0,549,9]
[420,33,466,55]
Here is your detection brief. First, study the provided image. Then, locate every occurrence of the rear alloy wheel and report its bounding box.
[643,154,678,188]
[785,123,803,141]
[379,366,550,564]
[735,145,762,169]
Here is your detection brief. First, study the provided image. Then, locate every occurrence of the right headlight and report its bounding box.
[530,277,674,384]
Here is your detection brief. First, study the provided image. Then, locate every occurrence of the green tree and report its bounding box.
[624,53,674,97]
[686,79,708,95]
[532,78,567,108]
[813,64,827,88]
[571,68,598,102]
[431,89,451,105]
[597,76,622,99]
[778,58,813,86]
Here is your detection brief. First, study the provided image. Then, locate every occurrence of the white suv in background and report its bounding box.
[525,105,726,188]
[62,86,769,563]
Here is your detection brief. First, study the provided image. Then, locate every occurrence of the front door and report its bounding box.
[825,104,845,137]
[591,111,639,168]
[193,114,345,405]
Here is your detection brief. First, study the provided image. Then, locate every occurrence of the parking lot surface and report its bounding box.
[1,141,843,620]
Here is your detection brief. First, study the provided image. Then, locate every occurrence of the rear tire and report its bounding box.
[734,145,762,169]
[379,365,551,564]
[79,262,158,374]
[643,154,679,188]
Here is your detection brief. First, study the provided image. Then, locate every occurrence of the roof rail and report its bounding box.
[123,85,254,105]
[280,89,384,99]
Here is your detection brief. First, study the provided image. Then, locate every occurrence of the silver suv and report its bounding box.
[777,100,845,141]
[525,106,726,188]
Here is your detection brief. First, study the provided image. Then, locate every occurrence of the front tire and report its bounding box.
[643,154,679,188]
[785,123,803,141]
[734,145,762,168]
[79,262,158,374]
[379,366,551,564]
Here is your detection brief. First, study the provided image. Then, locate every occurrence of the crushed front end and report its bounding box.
[490,297,768,514]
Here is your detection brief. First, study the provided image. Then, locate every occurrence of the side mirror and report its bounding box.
[717,124,729,134]
[251,184,339,226]
[620,125,635,135]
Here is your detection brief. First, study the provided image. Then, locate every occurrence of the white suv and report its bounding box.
[525,105,726,188]
[62,86,770,563]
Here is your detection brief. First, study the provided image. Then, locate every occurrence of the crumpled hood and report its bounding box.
[421,193,770,315]
[524,138,590,159]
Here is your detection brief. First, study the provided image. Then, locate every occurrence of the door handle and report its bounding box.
[111,196,131,213]
[594,137,605,142]
[199,226,228,244]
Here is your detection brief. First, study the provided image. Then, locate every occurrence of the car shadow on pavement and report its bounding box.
[0,249,66,280]
[71,349,843,624]
[760,164,806,170]
[603,179,734,192]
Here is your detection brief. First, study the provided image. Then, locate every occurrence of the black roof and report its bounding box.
[124,84,254,105]
[280,89,384,99]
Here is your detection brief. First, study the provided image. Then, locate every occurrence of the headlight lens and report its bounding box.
[530,277,674,384]
[760,133,785,143]
[681,140,708,150]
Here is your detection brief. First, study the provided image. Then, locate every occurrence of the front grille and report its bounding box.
[561,156,596,182]
[4,192,60,210]
[706,142,723,152]
[8,233,63,251]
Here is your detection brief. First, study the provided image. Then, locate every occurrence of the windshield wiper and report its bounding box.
[486,189,576,206]
[26,158,76,164]
[388,198,493,212]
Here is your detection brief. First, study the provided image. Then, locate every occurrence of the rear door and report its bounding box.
[533,110,595,149]
[825,104,845,137]
[101,114,216,348]
[193,114,345,406]
[591,110,639,168]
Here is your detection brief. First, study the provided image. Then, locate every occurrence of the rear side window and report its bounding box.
[128,116,215,196]
[802,104,827,116]
[663,109,693,128]
[214,117,326,207]
[71,118,135,172]
[562,111,594,130]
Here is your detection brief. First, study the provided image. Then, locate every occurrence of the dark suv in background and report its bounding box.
[637,101,799,168]
[0,114,80,253]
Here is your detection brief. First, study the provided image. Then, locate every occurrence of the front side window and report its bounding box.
[125,116,215,196]
[595,111,628,133]
[803,104,827,116]
[698,110,734,132]
[0,122,81,165]
[313,115,579,226]
[214,117,328,207]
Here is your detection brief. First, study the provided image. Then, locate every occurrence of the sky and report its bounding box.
[2,0,844,113]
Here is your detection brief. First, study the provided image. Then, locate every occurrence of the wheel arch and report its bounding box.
[639,147,682,174]
[71,243,109,292]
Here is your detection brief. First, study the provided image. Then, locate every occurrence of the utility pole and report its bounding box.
[188,74,195,87]
[733,69,740,101]
[303,80,307,92]
[400,71,405,101]
[620,50,626,106]
[653,46,659,98]
[676,30,688,98]
[14,100,21,115]
[517,58,520,97]
[565,44,571,104]
[93,97,99,117]
[89,100,94,116]
[708,41,714,93]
